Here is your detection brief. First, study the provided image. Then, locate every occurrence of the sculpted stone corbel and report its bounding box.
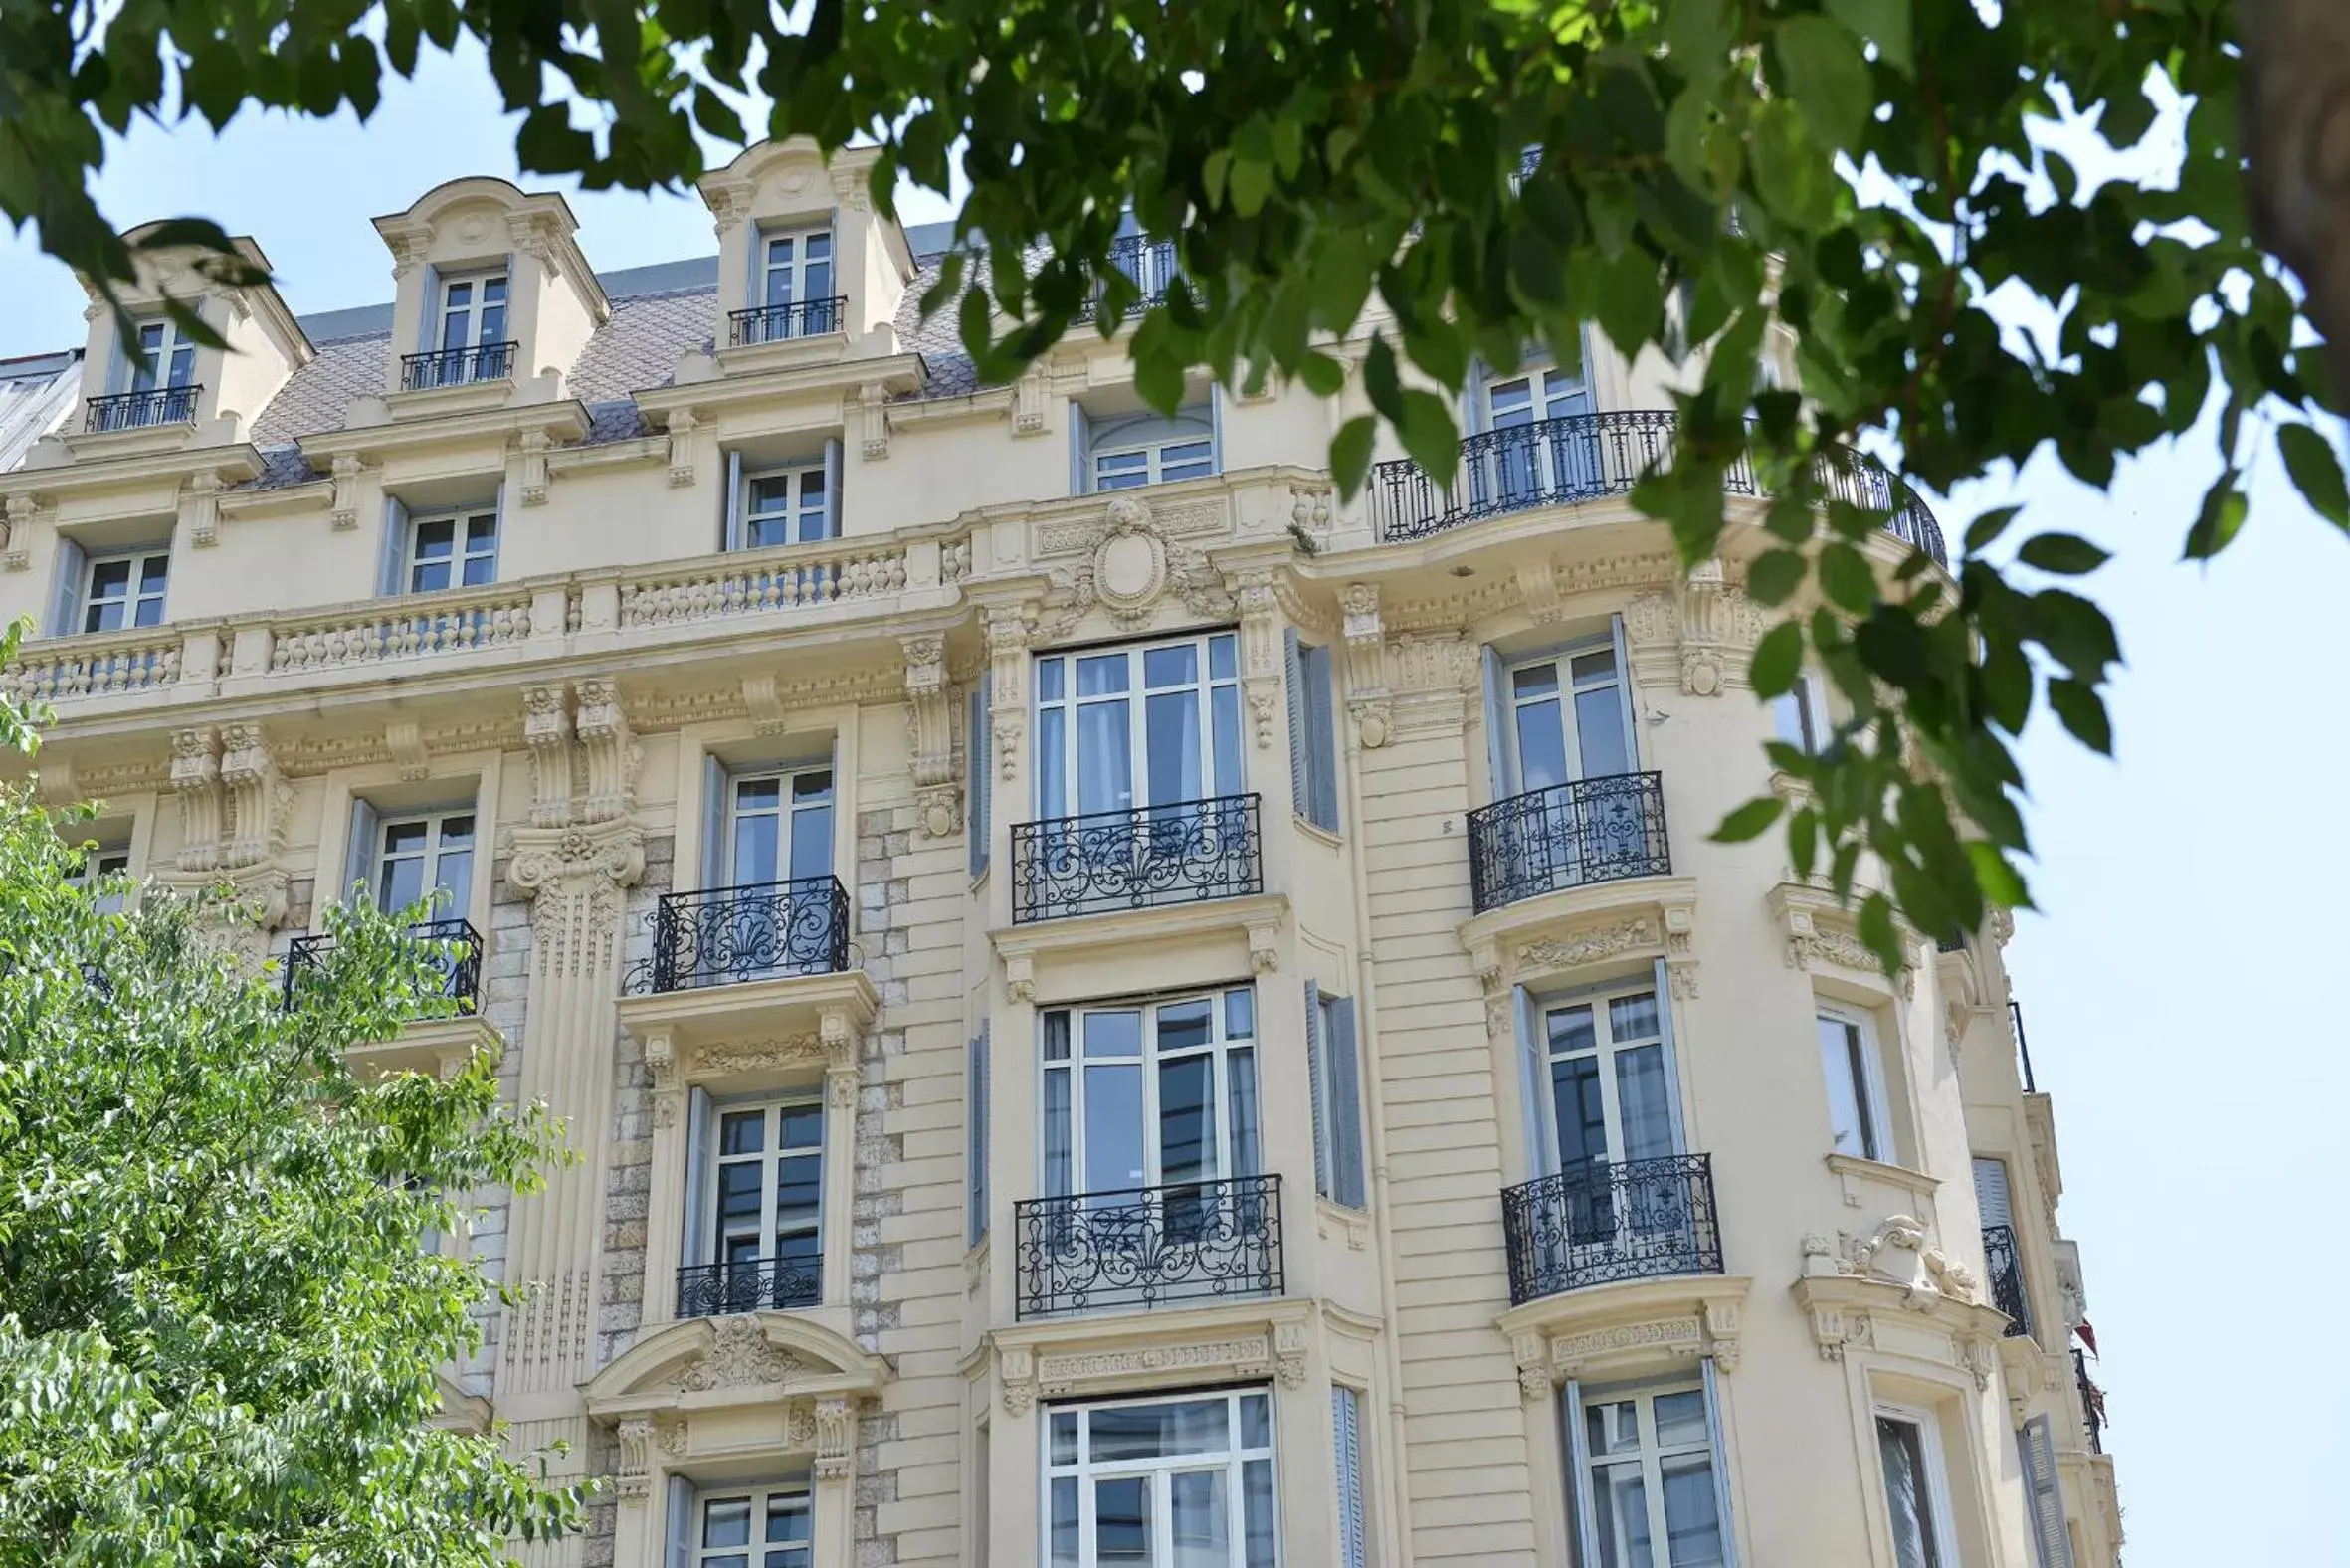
[999,1345,1038,1415]
[615,1417,655,1504]
[180,472,223,550]
[217,723,290,870]
[513,429,552,507]
[984,605,1033,784]
[170,727,223,873]
[574,679,639,824]
[521,684,573,828]
[666,409,699,488]
[385,720,429,782]
[1339,582,1391,749]
[820,1005,862,1110]
[3,495,37,571]
[813,1396,855,1481]
[902,633,961,838]
[1229,568,1283,750]
[857,383,891,461]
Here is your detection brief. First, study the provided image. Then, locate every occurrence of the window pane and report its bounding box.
[1043,1066,1074,1197]
[1593,1460,1654,1568]
[1159,440,1214,481]
[1084,1010,1142,1060]
[413,520,454,558]
[793,771,834,804]
[1242,1459,1276,1568]
[733,812,780,885]
[1076,701,1133,813]
[466,516,497,549]
[1170,1470,1229,1568]
[1818,1016,1876,1160]
[1610,992,1661,1042]
[137,556,169,591]
[1514,697,1571,791]
[1548,1004,1598,1055]
[461,553,496,587]
[1155,998,1212,1053]
[787,802,833,882]
[1876,1417,1939,1568]
[1144,690,1202,806]
[1209,635,1237,681]
[380,854,426,914]
[1088,1399,1229,1462]
[89,559,130,599]
[703,1497,752,1549]
[1143,644,1198,689]
[1156,1054,1215,1186]
[765,1496,811,1543]
[1512,664,1560,700]
[717,1161,763,1224]
[1488,377,1533,426]
[779,1103,823,1149]
[1239,1393,1271,1450]
[1093,1476,1152,1565]
[1038,707,1068,820]
[1653,1391,1709,1449]
[1551,1054,1608,1171]
[1082,1064,1144,1193]
[439,815,476,849]
[736,777,782,810]
[774,1152,821,1227]
[1575,682,1632,777]
[1615,1044,1675,1163]
[1077,655,1130,697]
[1050,1475,1081,1568]
[1210,686,1242,796]
[1587,1400,1641,1458]
[1224,988,1255,1038]
[1660,1453,1725,1567]
[1044,1012,1072,1062]
[1226,1048,1261,1178]
[1051,1410,1080,1465]
[1038,657,1065,701]
[720,1110,766,1156]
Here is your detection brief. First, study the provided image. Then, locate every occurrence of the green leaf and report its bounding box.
[1298,353,1346,398]
[1963,505,2023,556]
[2279,422,2350,533]
[1592,248,1665,357]
[1825,0,1912,73]
[1750,620,1805,697]
[1788,805,1819,879]
[1329,415,1377,498]
[1747,547,1808,606]
[2046,677,2113,755]
[1816,540,1876,614]
[2016,533,2110,575]
[1773,16,1872,155]
[2182,469,2249,559]
[1965,841,2034,910]
[1750,98,1830,228]
[1711,794,1786,843]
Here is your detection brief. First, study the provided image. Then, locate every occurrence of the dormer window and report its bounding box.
[126,318,195,394]
[735,226,839,345]
[85,317,201,433]
[406,271,513,389]
[406,508,499,592]
[1075,404,1220,494]
[79,547,171,633]
[724,446,840,549]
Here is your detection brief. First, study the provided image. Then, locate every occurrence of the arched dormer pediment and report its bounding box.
[583,1311,887,1419]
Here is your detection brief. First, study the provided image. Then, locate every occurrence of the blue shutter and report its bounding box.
[418,266,441,351]
[723,449,744,552]
[1332,1385,1367,1568]
[1304,980,1329,1199]
[345,798,381,909]
[968,1023,991,1246]
[1068,401,1091,495]
[822,436,842,539]
[1329,995,1366,1208]
[1563,1378,1602,1567]
[1651,957,1689,1155]
[1284,629,1310,822]
[376,496,409,597]
[2020,1414,2075,1568]
[1304,643,1341,831]
[1482,645,1511,796]
[682,1085,713,1268]
[665,1474,696,1568]
[1209,383,1226,475]
[1701,1357,1743,1568]
[968,685,992,877]
[1609,612,1638,767]
[701,754,729,890]
[488,487,506,583]
[1517,986,1550,1176]
[47,535,86,637]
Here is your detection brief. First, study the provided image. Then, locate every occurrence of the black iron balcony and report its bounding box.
[1468,772,1669,914]
[1011,793,1262,924]
[1077,235,1182,323]
[2074,1346,2105,1454]
[281,917,484,1013]
[84,385,200,433]
[677,1257,821,1318]
[728,296,849,346]
[1368,408,1947,567]
[1015,1173,1282,1318]
[1983,1223,2031,1337]
[624,876,851,995]
[398,340,517,391]
[1501,1154,1723,1306]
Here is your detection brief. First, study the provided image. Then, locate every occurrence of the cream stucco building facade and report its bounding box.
[0,140,2120,1568]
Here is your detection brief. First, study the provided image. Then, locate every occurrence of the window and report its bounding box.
[743,464,833,547]
[2016,1414,2076,1568]
[125,317,195,393]
[1579,1387,1727,1568]
[80,548,170,633]
[1497,642,1633,795]
[1771,671,1829,756]
[368,809,476,917]
[1471,347,1596,510]
[756,227,838,339]
[1045,1391,1278,1568]
[1333,1386,1368,1568]
[693,1485,812,1568]
[1482,360,1592,430]
[1285,632,1340,832]
[1535,986,1677,1179]
[1033,633,1243,820]
[1817,1007,1891,1164]
[968,684,992,878]
[407,509,499,593]
[1306,983,1365,1208]
[1875,1408,1959,1568]
[725,767,835,887]
[1074,404,1219,495]
[72,842,131,914]
[435,271,509,357]
[1042,988,1260,1199]
[705,1098,824,1284]
[967,1024,991,1248]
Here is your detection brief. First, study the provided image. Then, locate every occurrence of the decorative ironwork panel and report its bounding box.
[1010,794,1262,924]
[398,341,518,391]
[676,1257,822,1317]
[84,385,200,433]
[1983,1222,2031,1337]
[1074,236,1183,323]
[624,876,851,994]
[1467,772,1669,914]
[1015,1174,1282,1318]
[281,916,484,1013]
[1367,408,1947,567]
[728,296,850,346]
[1501,1154,1723,1306]
[2074,1347,2104,1454]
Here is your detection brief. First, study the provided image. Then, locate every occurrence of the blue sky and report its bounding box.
[0,45,2340,1566]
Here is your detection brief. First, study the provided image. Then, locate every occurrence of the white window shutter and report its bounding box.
[1609,612,1638,768]
[1974,1157,2015,1227]
[488,488,506,581]
[47,535,86,637]
[701,755,729,890]
[2019,1415,2076,1568]
[418,265,441,351]
[1329,995,1366,1208]
[681,1085,713,1268]
[967,1023,991,1247]
[1209,382,1226,475]
[1700,1357,1743,1568]
[1284,629,1310,819]
[665,1474,696,1568]
[822,437,842,539]
[968,685,991,877]
[344,798,381,909]
[1481,645,1510,796]
[376,496,409,597]
[1304,980,1329,1199]
[1332,1385,1367,1568]
[1516,986,1549,1175]
[1068,401,1091,495]
[1562,1378,1602,1568]
[1304,643,1341,830]
[723,450,744,552]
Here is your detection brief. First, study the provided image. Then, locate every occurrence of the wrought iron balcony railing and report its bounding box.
[2074,1346,2105,1454]
[1015,1173,1282,1318]
[281,917,484,1013]
[677,1256,821,1318]
[1368,408,1948,567]
[1011,793,1262,924]
[1983,1223,2031,1337]
[624,875,851,995]
[1077,235,1182,323]
[2011,997,2039,1093]
[84,385,201,433]
[398,340,518,391]
[1468,772,1669,914]
[1501,1154,1723,1306]
[728,296,850,346]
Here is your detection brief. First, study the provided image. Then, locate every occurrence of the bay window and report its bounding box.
[680,1095,825,1315]
[1045,1391,1278,1568]
[1042,987,1260,1203]
[1034,633,1243,823]
[1574,1386,1728,1568]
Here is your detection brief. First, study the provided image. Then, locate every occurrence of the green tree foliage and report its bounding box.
[0,0,2320,963]
[0,694,581,1561]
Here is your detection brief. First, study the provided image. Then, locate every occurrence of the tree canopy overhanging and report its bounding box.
[0,652,583,1560]
[0,0,2334,968]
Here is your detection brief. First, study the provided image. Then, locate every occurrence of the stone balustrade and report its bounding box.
[269,587,538,672]
[2,627,184,703]
[618,537,914,629]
